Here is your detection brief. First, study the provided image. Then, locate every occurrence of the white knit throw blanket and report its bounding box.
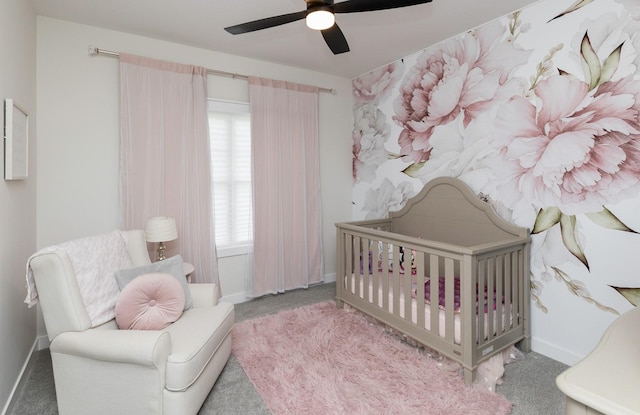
[25,230,134,327]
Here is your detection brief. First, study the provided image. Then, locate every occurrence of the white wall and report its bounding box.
[0,0,37,412]
[36,17,353,313]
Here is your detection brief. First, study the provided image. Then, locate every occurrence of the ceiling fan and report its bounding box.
[224,0,433,55]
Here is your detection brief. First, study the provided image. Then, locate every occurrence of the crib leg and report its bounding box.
[463,367,475,385]
[519,335,532,353]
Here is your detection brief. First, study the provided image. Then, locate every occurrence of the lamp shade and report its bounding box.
[144,216,178,243]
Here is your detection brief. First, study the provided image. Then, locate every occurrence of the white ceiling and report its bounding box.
[32,0,540,79]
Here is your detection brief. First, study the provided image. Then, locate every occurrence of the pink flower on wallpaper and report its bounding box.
[352,62,404,107]
[493,74,640,215]
[392,22,530,165]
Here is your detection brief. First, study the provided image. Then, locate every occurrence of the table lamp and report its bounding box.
[144,216,178,261]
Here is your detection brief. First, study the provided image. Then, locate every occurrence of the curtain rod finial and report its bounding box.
[88,45,97,55]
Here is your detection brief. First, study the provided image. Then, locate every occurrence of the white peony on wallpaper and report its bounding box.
[351,0,640,362]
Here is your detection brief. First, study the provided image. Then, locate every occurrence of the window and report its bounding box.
[208,99,252,255]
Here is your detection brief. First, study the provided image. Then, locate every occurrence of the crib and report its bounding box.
[336,177,531,384]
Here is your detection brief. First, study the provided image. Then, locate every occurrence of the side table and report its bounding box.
[183,262,195,283]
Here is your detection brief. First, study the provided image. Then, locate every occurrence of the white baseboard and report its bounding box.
[531,337,584,366]
[36,335,50,351]
[1,339,39,415]
[220,274,336,305]
[220,291,250,304]
[324,272,336,283]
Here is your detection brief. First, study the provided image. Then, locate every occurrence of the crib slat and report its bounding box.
[444,258,455,342]
[504,252,512,330]
[373,241,380,308]
[495,254,504,335]
[487,256,495,341]
[382,242,389,312]
[429,254,439,336]
[354,236,361,299]
[365,238,369,298]
[345,234,353,297]
[403,247,412,322]
[477,258,486,345]
[363,237,370,300]
[392,244,401,316]
[515,250,522,327]
[416,251,425,330]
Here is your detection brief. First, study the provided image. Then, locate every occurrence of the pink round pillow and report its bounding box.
[115,272,186,330]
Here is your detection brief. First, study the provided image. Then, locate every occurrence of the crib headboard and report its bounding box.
[389,177,528,247]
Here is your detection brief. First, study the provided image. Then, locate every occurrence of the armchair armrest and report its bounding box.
[49,329,173,414]
[188,283,219,307]
[50,329,171,367]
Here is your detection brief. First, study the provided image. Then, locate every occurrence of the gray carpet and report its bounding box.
[9,282,569,415]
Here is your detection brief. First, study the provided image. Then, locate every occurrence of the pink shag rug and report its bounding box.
[232,301,512,415]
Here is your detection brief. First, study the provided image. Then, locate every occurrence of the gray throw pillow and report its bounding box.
[114,254,193,310]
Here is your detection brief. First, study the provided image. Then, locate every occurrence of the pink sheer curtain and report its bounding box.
[119,53,219,287]
[249,76,324,297]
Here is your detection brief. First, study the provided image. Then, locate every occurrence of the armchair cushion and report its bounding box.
[115,255,193,310]
[162,302,235,391]
[115,272,185,330]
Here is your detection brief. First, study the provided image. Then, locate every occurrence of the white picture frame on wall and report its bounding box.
[4,98,29,180]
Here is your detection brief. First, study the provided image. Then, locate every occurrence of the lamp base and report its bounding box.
[157,241,167,261]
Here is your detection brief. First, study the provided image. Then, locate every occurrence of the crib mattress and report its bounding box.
[348,274,509,344]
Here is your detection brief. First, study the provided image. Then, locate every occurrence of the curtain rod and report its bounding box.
[88,46,336,94]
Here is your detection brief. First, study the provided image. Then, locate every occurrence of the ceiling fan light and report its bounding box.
[306,10,335,31]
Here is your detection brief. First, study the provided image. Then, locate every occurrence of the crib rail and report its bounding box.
[335,220,530,384]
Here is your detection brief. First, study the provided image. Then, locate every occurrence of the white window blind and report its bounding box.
[207,100,253,251]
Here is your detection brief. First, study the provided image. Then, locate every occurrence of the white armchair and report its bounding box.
[556,307,640,415]
[27,230,234,415]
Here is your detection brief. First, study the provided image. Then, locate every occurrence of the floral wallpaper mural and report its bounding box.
[351,0,640,362]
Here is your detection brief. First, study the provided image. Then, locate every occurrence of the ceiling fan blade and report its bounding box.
[333,0,432,14]
[225,10,307,35]
[321,24,350,54]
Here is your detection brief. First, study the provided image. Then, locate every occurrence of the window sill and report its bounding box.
[217,244,253,258]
